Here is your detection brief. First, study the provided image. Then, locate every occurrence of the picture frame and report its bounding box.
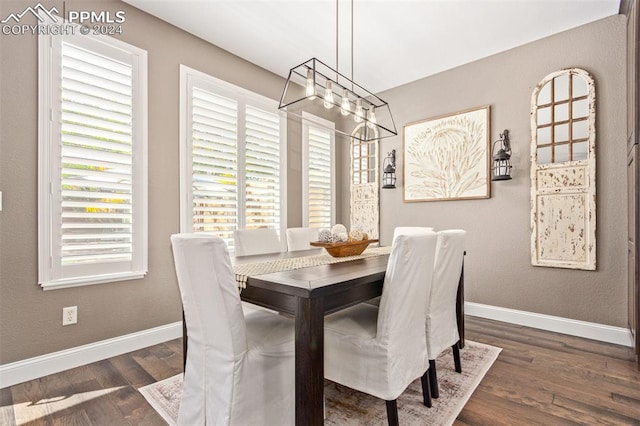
[403,105,491,202]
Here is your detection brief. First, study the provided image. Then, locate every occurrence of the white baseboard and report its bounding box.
[0,321,182,389]
[465,302,633,347]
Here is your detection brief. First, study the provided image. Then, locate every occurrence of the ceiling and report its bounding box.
[123,0,621,94]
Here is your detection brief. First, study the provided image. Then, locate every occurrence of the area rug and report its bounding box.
[139,340,501,425]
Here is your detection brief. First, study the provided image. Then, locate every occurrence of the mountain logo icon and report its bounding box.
[1,3,59,24]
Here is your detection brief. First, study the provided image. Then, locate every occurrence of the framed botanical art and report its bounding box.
[403,105,491,202]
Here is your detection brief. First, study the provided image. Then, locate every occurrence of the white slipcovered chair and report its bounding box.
[323,231,438,425]
[170,233,295,425]
[425,229,467,399]
[365,227,434,308]
[286,227,319,251]
[233,228,281,256]
[393,226,434,238]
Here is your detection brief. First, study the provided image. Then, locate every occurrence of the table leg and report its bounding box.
[295,296,324,426]
[456,259,465,349]
[182,310,187,371]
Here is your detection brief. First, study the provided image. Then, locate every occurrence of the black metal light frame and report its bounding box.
[382,149,397,189]
[491,129,512,181]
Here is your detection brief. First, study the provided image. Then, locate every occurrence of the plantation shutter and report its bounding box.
[307,125,333,229]
[245,105,281,230]
[59,41,134,266]
[40,29,147,289]
[190,87,238,242]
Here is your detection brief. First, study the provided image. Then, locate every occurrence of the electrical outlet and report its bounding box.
[62,306,77,326]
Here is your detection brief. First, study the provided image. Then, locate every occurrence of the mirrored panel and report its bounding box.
[537,146,552,164]
[538,107,552,125]
[555,143,570,163]
[538,81,552,105]
[554,74,569,102]
[555,123,569,142]
[538,126,551,145]
[554,103,569,122]
[572,99,589,119]
[572,142,588,161]
[572,75,589,98]
[573,120,589,140]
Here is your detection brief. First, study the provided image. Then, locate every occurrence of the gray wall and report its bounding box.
[362,15,627,327]
[0,0,310,364]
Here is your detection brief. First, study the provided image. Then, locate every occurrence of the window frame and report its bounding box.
[38,28,148,290]
[179,65,287,248]
[302,112,335,229]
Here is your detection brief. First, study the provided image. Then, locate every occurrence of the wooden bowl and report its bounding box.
[310,239,379,257]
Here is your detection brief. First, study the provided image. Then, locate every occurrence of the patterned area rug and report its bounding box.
[139,341,500,425]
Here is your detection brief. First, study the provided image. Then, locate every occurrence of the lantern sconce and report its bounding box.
[491,129,512,181]
[382,149,397,189]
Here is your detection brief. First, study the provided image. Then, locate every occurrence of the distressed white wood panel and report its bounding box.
[530,68,596,270]
[351,183,379,239]
[350,124,379,239]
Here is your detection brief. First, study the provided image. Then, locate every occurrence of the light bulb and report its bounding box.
[367,106,377,129]
[323,80,334,109]
[340,89,351,116]
[305,69,316,99]
[354,98,364,123]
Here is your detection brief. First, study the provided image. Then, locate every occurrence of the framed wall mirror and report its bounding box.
[530,68,596,270]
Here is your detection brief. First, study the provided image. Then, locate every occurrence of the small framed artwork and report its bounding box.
[403,105,491,202]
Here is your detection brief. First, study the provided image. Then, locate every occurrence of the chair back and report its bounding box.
[234,228,281,256]
[286,227,319,251]
[170,233,247,420]
[426,230,466,358]
[376,231,437,372]
[393,226,434,240]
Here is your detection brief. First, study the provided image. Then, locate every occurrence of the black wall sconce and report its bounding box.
[382,149,397,189]
[491,129,512,181]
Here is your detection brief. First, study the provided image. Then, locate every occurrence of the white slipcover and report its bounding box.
[170,233,295,425]
[425,230,466,360]
[233,228,281,256]
[392,226,434,239]
[323,231,438,401]
[365,227,434,308]
[286,227,319,251]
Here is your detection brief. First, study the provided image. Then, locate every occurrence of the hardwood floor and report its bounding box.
[1,316,638,425]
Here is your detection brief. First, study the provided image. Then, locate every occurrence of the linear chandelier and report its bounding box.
[278,1,397,142]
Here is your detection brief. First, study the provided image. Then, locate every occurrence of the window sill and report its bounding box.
[39,271,147,291]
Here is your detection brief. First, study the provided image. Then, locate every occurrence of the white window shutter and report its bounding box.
[245,105,281,231]
[39,31,148,289]
[303,114,335,229]
[180,67,287,249]
[190,87,238,242]
[59,42,135,266]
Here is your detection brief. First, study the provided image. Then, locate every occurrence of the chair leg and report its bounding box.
[420,370,432,408]
[385,399,399,426]
[428,359,439,398]
[453,342,462,373]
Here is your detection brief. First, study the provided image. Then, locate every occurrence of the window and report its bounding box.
[302,113,335,229]
[38,30,148,290]
[180,66,287,248]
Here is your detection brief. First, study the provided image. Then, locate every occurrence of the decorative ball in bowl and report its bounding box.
[310,239,379,257]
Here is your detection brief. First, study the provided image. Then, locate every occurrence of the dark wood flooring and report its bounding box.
[1,316,638,425]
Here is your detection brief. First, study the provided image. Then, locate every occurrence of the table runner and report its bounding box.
[233,246,392,288]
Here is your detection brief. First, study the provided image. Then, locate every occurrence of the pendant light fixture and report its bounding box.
[279,0,397,142]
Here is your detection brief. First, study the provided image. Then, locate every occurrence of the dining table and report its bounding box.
[182,247,465,426]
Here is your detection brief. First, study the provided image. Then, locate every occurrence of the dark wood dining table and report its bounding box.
[182,248,465,426]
